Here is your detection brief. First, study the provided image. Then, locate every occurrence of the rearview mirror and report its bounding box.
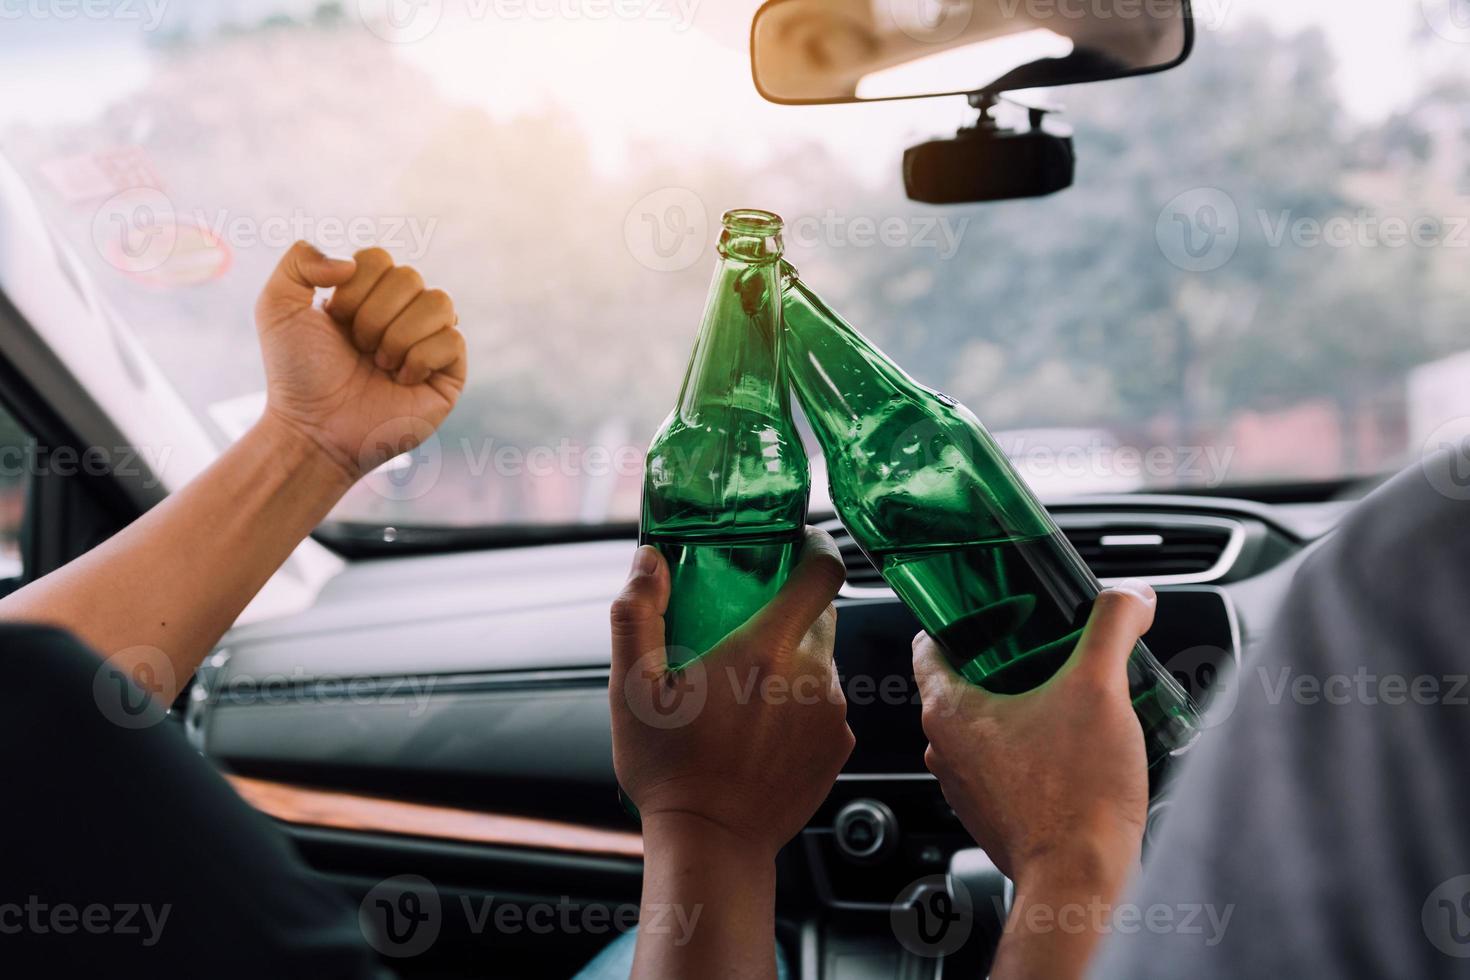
[751,0,1193,104]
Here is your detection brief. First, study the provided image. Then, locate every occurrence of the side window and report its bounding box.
[0,404,30,587]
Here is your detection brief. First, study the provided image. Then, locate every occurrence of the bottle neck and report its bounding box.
[677,255,789,422]
[780,268,919,432]
[781,266,1055,548]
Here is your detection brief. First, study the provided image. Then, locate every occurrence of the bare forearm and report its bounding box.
[0,413,352,699]
[991,848,1137,980]
[633,813,779,980]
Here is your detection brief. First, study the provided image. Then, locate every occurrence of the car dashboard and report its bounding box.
[189,493,1351,977]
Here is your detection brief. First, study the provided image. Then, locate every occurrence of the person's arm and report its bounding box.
[0,241,466,703]
[608,529,854,979]
[635,812,781,977]
[913,581,1157,980]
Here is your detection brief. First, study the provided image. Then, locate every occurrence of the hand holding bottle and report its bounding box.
[913,581,1155,979]
[610,526,853,854]
[780,265,1199,767]
[610,528,852,979]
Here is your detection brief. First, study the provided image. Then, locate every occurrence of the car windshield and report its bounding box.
[3,1,1468,531]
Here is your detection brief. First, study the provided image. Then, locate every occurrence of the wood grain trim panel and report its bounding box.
[227,775,643,859]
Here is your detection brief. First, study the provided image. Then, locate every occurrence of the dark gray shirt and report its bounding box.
[1094,448,1470,977]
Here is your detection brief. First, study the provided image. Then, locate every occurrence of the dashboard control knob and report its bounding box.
[834,798,898,863]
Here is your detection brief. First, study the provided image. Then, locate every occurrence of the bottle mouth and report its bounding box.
[722,209,783,235]
[719,208,784,262]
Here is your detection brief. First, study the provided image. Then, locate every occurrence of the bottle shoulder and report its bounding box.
[816,398,1053,548]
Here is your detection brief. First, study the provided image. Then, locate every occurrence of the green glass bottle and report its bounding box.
[780,263,1199,766]
[640,210,810,668]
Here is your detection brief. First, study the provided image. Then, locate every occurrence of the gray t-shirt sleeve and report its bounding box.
[1091,449,1470,979]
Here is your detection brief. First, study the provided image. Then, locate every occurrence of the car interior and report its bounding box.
[2,0,1467,976]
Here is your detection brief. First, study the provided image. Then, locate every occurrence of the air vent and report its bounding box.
[820,513,1243,595]
[1059,518,1241,582]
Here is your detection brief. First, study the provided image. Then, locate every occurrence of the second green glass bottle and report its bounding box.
[780,262,1200,767]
